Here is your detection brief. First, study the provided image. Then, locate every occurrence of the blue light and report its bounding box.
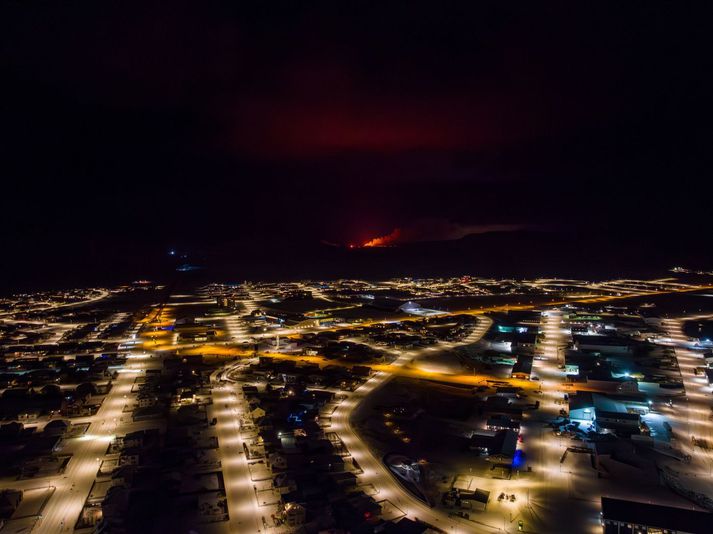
[287,413,303,424]
[512,449,526,469]
[176,264,202,272]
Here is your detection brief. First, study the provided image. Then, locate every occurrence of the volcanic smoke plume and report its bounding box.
[362,219,526,247]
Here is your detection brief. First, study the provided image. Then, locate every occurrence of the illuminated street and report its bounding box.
[2,280,713,533]
[3,6,713,530]
[329,318,495,533]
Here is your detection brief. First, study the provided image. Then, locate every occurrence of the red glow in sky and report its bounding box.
[360,221,530,247]
[362,228,402,247]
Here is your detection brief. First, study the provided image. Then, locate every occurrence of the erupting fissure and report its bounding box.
[362,229,402,247]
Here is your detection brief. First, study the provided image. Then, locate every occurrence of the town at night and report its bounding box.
[2,3,712,533]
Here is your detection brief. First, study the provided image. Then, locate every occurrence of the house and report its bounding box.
[119,451,140,466]
[273,473,297,494]
[0,490,22,521]
[43,419,70,437]
[570,392,649,431]
[512,333,539,352]
[494,386,520,398]
[251,406,266,420]
[481,330,514,353]
[331,472,358,488]
[268,452,288,470]
[595,409,640,434]
[137,394,158,408]
[123,429,161,449]
[511,355,533,380]
[382,517,432,534]
[568,391,595,422]
[469,430,518,459]
[573,335,631,354]
[284,502,306,527]
[179,390,195,405]
[486,416,521,432]
[601,497,711,534]
[564,351,600,376]
[242,385,259,396]
[581,365,640,393]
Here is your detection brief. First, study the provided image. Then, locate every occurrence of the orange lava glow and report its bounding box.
[363,228,401,247]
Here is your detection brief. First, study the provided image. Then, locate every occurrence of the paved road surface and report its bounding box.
[330,317,497,533]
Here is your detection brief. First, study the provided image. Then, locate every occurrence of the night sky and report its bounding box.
[2,3,712,290]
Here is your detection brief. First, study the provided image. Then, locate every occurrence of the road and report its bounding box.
[209,370,266,533]
[0,317,155,532]
[173,338,634,396]
[208,287,285,534]
[29,355,152,533]
[25,282,702,532]
[330,317,498,533]
[150,284,713,395]
[523,310,571,529]
[0,288,111,318]
[521,310,600,534]
[662,315,713,479]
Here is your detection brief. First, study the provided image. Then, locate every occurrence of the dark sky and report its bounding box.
[2,2,712,289]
